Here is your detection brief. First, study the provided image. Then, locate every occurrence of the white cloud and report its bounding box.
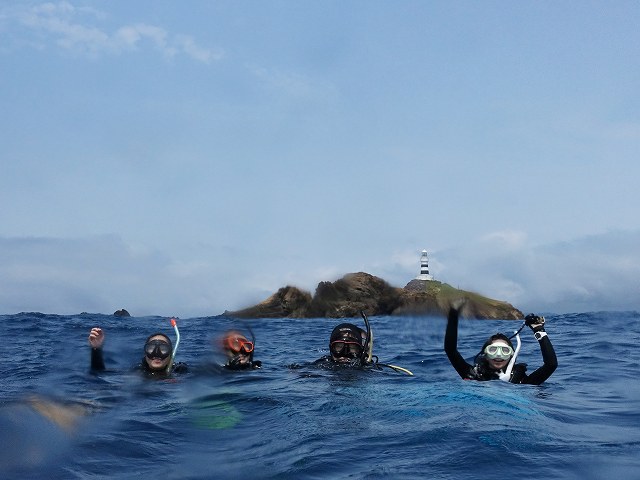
[6,1,222,63]
[114,24,168,50]
[174,34,223,63]
[425,229,640,314]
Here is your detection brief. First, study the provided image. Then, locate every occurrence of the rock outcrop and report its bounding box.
[221,286,312,319]
[397,279,522,319]
[113,309,131,317]
[222,272,523,320]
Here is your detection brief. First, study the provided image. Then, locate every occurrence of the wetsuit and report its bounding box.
[444,308,557,385]
[312,355,364,368]
[90,347,105,371]
[224,360,262,371]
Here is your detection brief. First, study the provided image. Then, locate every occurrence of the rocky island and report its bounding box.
[221,272,523,320]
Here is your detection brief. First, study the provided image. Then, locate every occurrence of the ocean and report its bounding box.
[1,311,639,479]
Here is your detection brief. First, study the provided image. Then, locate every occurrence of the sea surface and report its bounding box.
[1,311,639,479]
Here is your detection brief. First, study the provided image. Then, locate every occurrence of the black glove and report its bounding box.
[525,314,545,332]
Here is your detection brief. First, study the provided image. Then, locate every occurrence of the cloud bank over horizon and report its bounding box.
[1,229,638,318]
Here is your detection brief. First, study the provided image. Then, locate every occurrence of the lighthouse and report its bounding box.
[415,249,434,281]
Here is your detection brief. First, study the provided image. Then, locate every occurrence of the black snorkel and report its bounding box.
[246,323,256,363]
[508,321,527,341]
[360,310,373,364]
[359,310,413,375]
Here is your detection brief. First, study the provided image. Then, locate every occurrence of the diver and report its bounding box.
[219,329,262,370]
[313,312,413,375]
[313,322,368,368]
[444,303,557,385]
[88,322,187,376]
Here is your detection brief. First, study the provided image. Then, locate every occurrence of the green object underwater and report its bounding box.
[189,397,242,430]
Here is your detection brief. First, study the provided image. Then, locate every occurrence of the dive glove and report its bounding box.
[525,314,545,332]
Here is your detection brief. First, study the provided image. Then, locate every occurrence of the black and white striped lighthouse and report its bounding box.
[415,249,434,281]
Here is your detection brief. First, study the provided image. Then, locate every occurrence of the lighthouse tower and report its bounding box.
[415,249,434,281]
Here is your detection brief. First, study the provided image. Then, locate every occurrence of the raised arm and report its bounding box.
[444,305,473,379]
[521,315,558,385]
[88,327,106,371]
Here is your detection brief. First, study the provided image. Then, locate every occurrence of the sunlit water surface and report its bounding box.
[1,311,639,479]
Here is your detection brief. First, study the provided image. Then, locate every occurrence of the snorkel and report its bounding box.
[359,310,414,376]
[246,323,256,363]
[497,321,525,382]
[360,310,373,364]
[167,318,180,374]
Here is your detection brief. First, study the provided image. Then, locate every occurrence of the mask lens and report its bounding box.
[239,340,254,353]
[226,337,253,354]
[330,341,345,355]
[484,344,513,359]
[145,340,171,359]
[330,340,362,358]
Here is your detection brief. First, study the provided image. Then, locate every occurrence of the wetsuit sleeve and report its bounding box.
[444,307,473,379]
[90,347,106,371]
[521,335,557,385]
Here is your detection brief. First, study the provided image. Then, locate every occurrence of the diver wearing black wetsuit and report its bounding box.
[313,322,370,369]
[89,328,187,376]
[310,316,413,375]
[444,307,557,385]
[219,330,262,371]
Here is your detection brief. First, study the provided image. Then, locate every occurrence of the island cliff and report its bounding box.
[222,272,523,320]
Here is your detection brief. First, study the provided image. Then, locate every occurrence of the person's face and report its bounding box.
[144,335,172,371]
[485,340,513,371]
[224,334,253,365]
[330,339,363,363]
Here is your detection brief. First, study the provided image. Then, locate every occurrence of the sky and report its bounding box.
[1,1,639,318]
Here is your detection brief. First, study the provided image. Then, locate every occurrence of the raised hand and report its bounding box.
[88,327,105,349]
[525,314,545,332]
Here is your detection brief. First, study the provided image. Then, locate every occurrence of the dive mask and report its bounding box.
[144,340,171,359]
[225,336,254,354]
[484,343,514,360]
[330,340,363,358]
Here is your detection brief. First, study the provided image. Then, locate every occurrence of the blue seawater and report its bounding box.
[0,311,639,479]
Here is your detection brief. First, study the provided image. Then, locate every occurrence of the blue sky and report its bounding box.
[1,1,639,317]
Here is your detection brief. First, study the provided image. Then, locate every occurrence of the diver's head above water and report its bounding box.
[480,333,514,371]
[143,333,173,372]
[221,330,255,368]
[329,323,366,364]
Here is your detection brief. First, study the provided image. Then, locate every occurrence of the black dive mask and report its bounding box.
[330,340,363,359]
[144,340,171,359]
